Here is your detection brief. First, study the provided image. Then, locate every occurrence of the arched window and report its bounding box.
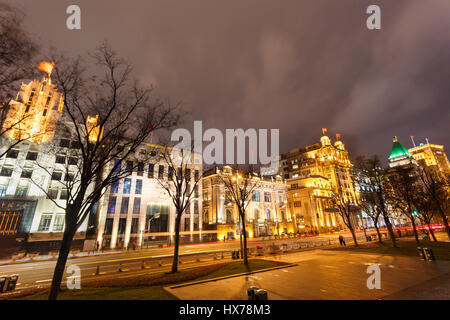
[254,209,260,220]
[226,209,232,224]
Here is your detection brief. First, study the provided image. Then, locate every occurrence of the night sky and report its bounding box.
[10,0,450,163]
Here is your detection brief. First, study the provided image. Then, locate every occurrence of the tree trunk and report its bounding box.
[427,223,437,242]
[238,215,243,259]
[436,206,450,240]
[171,214,182,273]
[48,228,75,300]
[374,220,383,243]
[349,224,358,246]
[382,214,397,248]
[241,213,248,266]
[410,216,420,244]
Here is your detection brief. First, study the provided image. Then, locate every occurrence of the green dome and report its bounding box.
[389,136,412,161]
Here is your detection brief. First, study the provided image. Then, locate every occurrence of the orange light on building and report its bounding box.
[38,61,55,75]
[86,115,103,143]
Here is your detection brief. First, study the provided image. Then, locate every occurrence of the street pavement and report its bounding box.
[166,248,450,300]
[0,232,368,292]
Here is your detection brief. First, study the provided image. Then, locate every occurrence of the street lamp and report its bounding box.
[147,213,160,233]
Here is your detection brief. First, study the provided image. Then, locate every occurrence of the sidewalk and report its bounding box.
[382,272,450,299]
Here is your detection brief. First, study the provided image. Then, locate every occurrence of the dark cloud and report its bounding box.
[11,0,450,163]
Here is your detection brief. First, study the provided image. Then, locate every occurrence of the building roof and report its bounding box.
[389,136,412,161]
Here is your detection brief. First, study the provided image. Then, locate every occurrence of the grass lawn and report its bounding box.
[17,286,177,300]
[16,259,288,300]
[329,240,450,260]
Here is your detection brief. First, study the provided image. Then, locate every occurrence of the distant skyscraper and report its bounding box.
[408,141,450,175]
[1,74,64,143]
[388,136,416,168]
[280,131,359,233]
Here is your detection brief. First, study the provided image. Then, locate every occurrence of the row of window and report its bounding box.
[111,178,142,195]
[0,167,33,178]
[3,149,78,165]
[222,208,284,223]
[107,196,141,214]
[116,160,199,181]
[38,214,65,232]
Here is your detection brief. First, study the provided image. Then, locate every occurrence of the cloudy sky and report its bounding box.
[11,0,450,162]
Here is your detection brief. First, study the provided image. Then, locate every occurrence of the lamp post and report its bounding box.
[147,213,160,233]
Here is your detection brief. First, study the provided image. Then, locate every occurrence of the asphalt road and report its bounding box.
[167,248,450,300]
[0,232,373,292]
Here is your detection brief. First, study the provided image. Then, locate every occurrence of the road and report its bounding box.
[167,248,450,300]
[0,232,374,293]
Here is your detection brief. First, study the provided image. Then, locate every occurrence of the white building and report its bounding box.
[96,144,203,249]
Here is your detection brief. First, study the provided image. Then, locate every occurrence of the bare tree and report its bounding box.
[385,165,421,244]
[413,186,438,241]
[357,188,383,243]
[28,43,178,300]
[0,2,39,157]
[331,186,359,246]
[155,147,202,273]
[217,165,259,266]
[416,165,450,240]
[354,156,397,247]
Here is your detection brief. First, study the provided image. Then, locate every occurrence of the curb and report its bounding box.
[168,262,298,289]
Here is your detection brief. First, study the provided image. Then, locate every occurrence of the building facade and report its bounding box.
[408,141,450,176]
[2,75,64,143]
[202,166,293,240]
[1,73,204,254]
[0,75,90,252]
[280,131,360,233]
[96,146,203,249]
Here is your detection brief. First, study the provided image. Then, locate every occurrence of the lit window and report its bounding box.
[133,198,141,214]
[135,180,142,195]
[111,179,119,193]
[107,196,117,213]
[120,197,129,214]
[123,179,131,194]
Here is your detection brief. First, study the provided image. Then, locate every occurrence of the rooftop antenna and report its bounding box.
[410,135,416,147]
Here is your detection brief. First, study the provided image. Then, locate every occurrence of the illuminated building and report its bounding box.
[202,166,293,240]
[1,70,203,253]
[1,70,64,143]
[280,130,359,233]
[0,128,90,251]
[96,145,203,249]
[408,140,450,175]
[388,136,416,168]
